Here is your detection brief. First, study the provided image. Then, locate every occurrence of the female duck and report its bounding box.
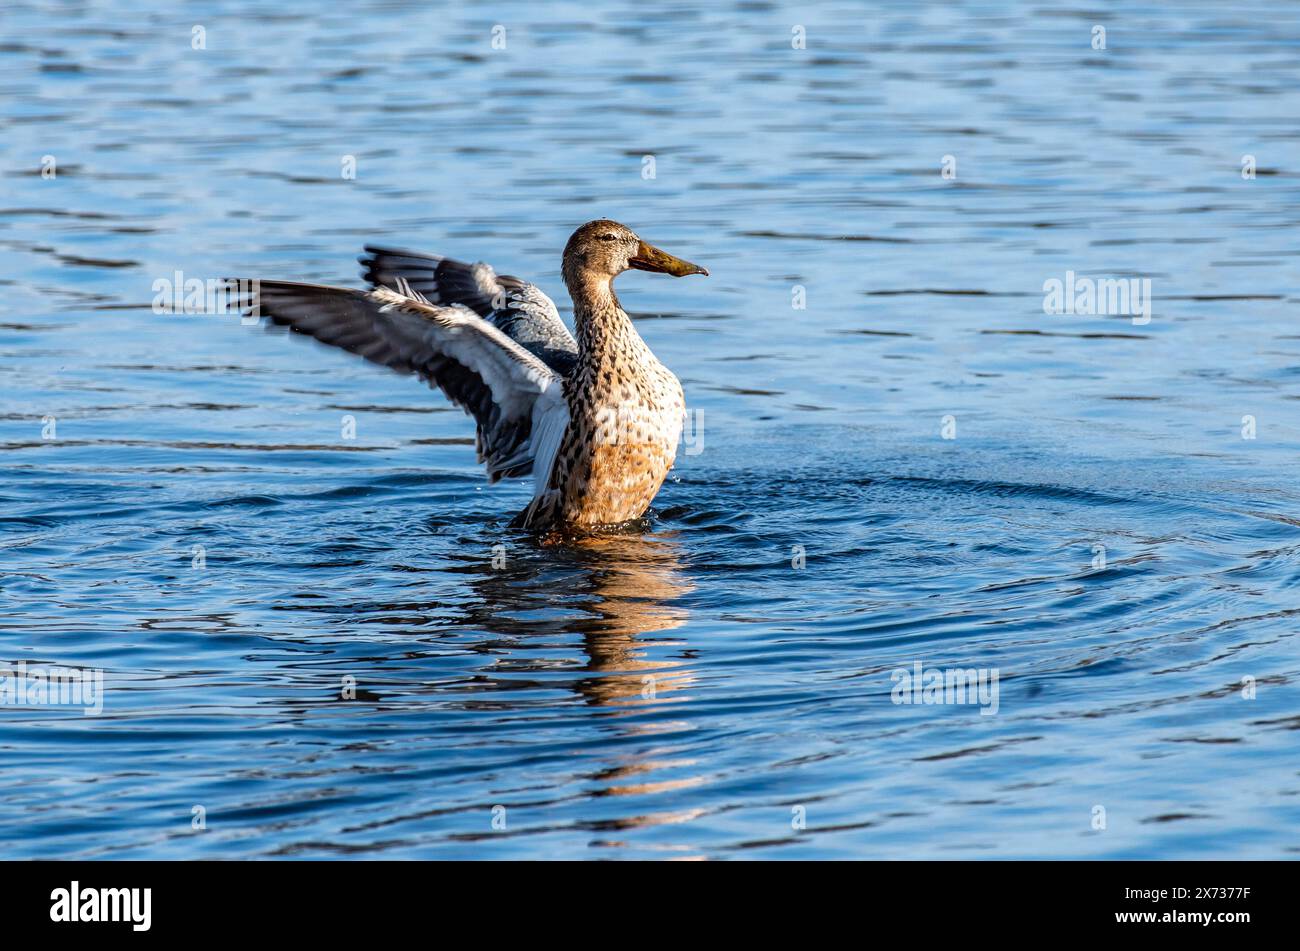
[231,219,707,531]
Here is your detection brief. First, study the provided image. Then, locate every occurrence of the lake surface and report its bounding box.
[2,0,1299,859]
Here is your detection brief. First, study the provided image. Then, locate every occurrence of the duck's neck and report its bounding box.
[565,270,643,362]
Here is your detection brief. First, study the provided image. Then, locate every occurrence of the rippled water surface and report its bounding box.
[3,0,1300,858]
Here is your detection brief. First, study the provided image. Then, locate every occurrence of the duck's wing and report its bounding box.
[227,279,569,489]
[359,245,579,375]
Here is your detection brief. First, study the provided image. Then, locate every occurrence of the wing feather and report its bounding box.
[227,279,569,487]
[359,245,578,374]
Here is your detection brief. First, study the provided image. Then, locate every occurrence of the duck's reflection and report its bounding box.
[457,530,696,708]
[483,531,707,818]
[412,529,708,843]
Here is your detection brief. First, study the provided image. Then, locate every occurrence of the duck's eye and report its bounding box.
[599,233,618,242]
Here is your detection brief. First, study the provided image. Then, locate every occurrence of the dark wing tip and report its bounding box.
[359,244,446,287]
[360,244,447,265]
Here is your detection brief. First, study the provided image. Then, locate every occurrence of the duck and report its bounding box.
[227,219,707,532]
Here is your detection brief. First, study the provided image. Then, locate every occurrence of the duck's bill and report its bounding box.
[630,241,709,277]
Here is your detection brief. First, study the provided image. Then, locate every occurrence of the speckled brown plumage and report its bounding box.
[524,293,685,527]
[517,220,703,530]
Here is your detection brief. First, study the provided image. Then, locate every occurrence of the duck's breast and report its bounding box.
[559,366,684,525]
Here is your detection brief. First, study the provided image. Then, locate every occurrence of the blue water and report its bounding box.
[3,0,1299,858]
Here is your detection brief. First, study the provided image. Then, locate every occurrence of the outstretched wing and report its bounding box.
[227,279,568,488]
[359,245,579,375]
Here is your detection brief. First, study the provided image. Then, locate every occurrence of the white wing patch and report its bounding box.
[528,382,569,499]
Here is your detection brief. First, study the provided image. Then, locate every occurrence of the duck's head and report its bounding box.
[563,219,708,285]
